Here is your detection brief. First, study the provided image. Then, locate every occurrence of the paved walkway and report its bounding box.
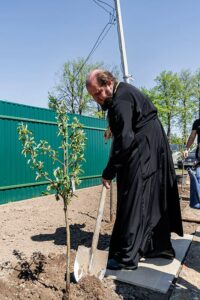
[170,205,200,299]
[105,203,200,299]
[106,234,193,294]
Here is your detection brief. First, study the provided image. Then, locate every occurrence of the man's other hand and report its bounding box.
[102,178,111,189]
[182,149,189,159]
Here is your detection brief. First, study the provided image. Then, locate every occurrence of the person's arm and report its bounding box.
[102,100,134,181]
[182,130,197,159]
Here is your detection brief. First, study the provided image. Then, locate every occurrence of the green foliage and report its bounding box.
[69,117,86,185]
[193,69,200,114]
[18,99,86,203]
[140,87,169,119]
[177,70,197,144]
[48,58,103,116]
[154,71,182,140]
[170,134,184,145]
[142,69,200,142]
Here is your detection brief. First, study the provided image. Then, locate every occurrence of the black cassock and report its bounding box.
[102,82,183,267]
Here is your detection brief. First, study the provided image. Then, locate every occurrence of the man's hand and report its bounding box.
[102,178,111,189]
[104,128,112,141]
[182,149,189,159]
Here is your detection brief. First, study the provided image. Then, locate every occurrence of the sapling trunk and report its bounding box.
[63,199,70,299]
[62,117,71,299]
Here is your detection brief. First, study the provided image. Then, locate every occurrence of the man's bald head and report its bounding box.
[86,69,103,86]
[86,69,117,88]
[85,69,117,106]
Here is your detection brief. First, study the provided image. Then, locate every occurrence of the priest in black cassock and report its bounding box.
[86,69,183,270]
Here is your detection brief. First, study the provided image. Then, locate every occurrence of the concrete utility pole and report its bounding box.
[114,0,130,83]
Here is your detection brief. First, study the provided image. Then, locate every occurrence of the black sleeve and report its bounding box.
[102,100,135,180]
[192,119,199,130]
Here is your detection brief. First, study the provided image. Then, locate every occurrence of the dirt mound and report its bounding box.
[0,251,120,300]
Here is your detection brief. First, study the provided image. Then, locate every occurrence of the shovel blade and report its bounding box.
[74,245,108,282]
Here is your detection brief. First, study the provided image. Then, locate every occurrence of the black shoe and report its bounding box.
[107,258,137,270]
[144,248,175,260]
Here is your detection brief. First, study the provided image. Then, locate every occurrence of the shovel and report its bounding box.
[181,159,185,191]
[110,181,114,222]
[74,185,108,282]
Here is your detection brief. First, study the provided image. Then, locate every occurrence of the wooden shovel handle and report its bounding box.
[89,185,107,270]
[110,181,113,222]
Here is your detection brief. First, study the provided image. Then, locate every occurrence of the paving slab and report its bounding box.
[170,227,200,300]
[106,234,193,294]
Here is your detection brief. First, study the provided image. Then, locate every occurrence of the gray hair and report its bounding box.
[86,69,117,87]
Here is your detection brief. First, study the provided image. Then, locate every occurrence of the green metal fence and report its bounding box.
[0,100,110,204]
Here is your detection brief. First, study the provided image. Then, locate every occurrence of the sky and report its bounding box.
[0,0,200,109]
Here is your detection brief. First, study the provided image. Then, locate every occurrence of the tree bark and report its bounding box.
[64,201,70,300]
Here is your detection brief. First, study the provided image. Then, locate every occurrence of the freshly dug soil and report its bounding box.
[0,183,198,300]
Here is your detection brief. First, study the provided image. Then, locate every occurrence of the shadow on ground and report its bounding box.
[31,224,111,250]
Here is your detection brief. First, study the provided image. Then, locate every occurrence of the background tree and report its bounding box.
[194,68,200,118]
[177,70,196,144]
[18,99,86,300]
[48,58,102,115]
[170,133,183,146]
[142,69,200,145]
[140,86,169,124]
[153,71,182,142]
[49,58,120,118]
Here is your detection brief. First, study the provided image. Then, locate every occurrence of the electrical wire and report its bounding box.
[82,17,116,65]
[73,0,116,79]
[94,0,114,10]
[92,0,115,15]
